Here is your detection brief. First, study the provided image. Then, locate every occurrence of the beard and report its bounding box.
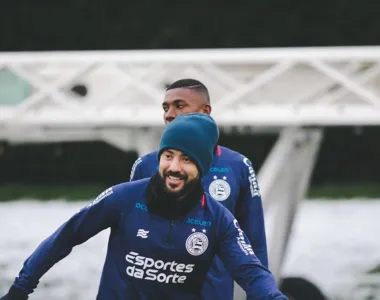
[159,170,199,200]
[146,172,204,219]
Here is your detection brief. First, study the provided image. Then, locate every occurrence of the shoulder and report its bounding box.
[218,146,242,160]
[218,145,255,169]
[143,150,159,161]
[133,150,159,166]
[116,178,151,194]
[80,178,150,212]
[216,146,260,195]
[102,178,151,202]
[130,150,159,180]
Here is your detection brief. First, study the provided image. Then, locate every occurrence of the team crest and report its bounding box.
[186,232,209,256]
[209,176,231,201]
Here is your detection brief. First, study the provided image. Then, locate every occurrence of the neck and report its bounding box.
[145,173,204,219]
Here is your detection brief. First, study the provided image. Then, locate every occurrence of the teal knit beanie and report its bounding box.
[158,113,219,176]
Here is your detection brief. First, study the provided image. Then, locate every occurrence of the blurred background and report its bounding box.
[1,1,380,299]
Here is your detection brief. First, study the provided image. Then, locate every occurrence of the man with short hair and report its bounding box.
[1,113,286,300]
[130,79,268,300]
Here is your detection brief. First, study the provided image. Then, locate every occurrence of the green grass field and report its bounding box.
[0,183,379,202]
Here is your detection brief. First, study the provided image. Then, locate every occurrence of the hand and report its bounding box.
[0,286,28,300]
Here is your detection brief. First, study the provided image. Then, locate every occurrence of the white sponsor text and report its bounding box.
[125,251,194,283]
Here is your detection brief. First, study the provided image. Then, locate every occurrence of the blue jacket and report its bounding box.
[11,179,285,300]
[130,145,268,299]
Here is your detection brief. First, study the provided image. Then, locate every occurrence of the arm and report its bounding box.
[217,214,287,300]
[235,156,268,268]
[4,184,125,298]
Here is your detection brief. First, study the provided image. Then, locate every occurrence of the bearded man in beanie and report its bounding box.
[1,114,287,300]
[130,79,269,300]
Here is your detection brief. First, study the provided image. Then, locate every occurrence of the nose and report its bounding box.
[164,107,176,123]
[167,157,181,172]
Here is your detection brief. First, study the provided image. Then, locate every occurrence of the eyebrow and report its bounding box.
[164,149,175,154]
[162,99,186,106]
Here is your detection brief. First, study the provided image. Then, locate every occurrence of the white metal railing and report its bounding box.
[1,46,380,135]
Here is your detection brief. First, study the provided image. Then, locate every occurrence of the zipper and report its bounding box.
[165,220,175,245]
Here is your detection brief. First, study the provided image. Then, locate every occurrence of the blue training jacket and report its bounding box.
[130,145,268,300]
[11,179,285,300]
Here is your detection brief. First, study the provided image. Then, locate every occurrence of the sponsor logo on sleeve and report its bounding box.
[242,157,261,198]
[233,219,255,256]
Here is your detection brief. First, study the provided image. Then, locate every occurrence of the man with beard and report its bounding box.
[130,78,268,300]
[1,113,286,300]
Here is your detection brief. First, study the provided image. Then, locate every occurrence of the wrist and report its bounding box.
[7,286,28,300]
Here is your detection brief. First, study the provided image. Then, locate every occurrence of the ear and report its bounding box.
[202,104,212,115]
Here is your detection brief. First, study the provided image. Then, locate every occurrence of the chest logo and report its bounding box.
[209,176,231,201]
[136,229,149,239]
[186,232,209,256]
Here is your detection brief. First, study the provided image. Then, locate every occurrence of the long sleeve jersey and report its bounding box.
[10,179,285,300]
[130,145,268,300]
